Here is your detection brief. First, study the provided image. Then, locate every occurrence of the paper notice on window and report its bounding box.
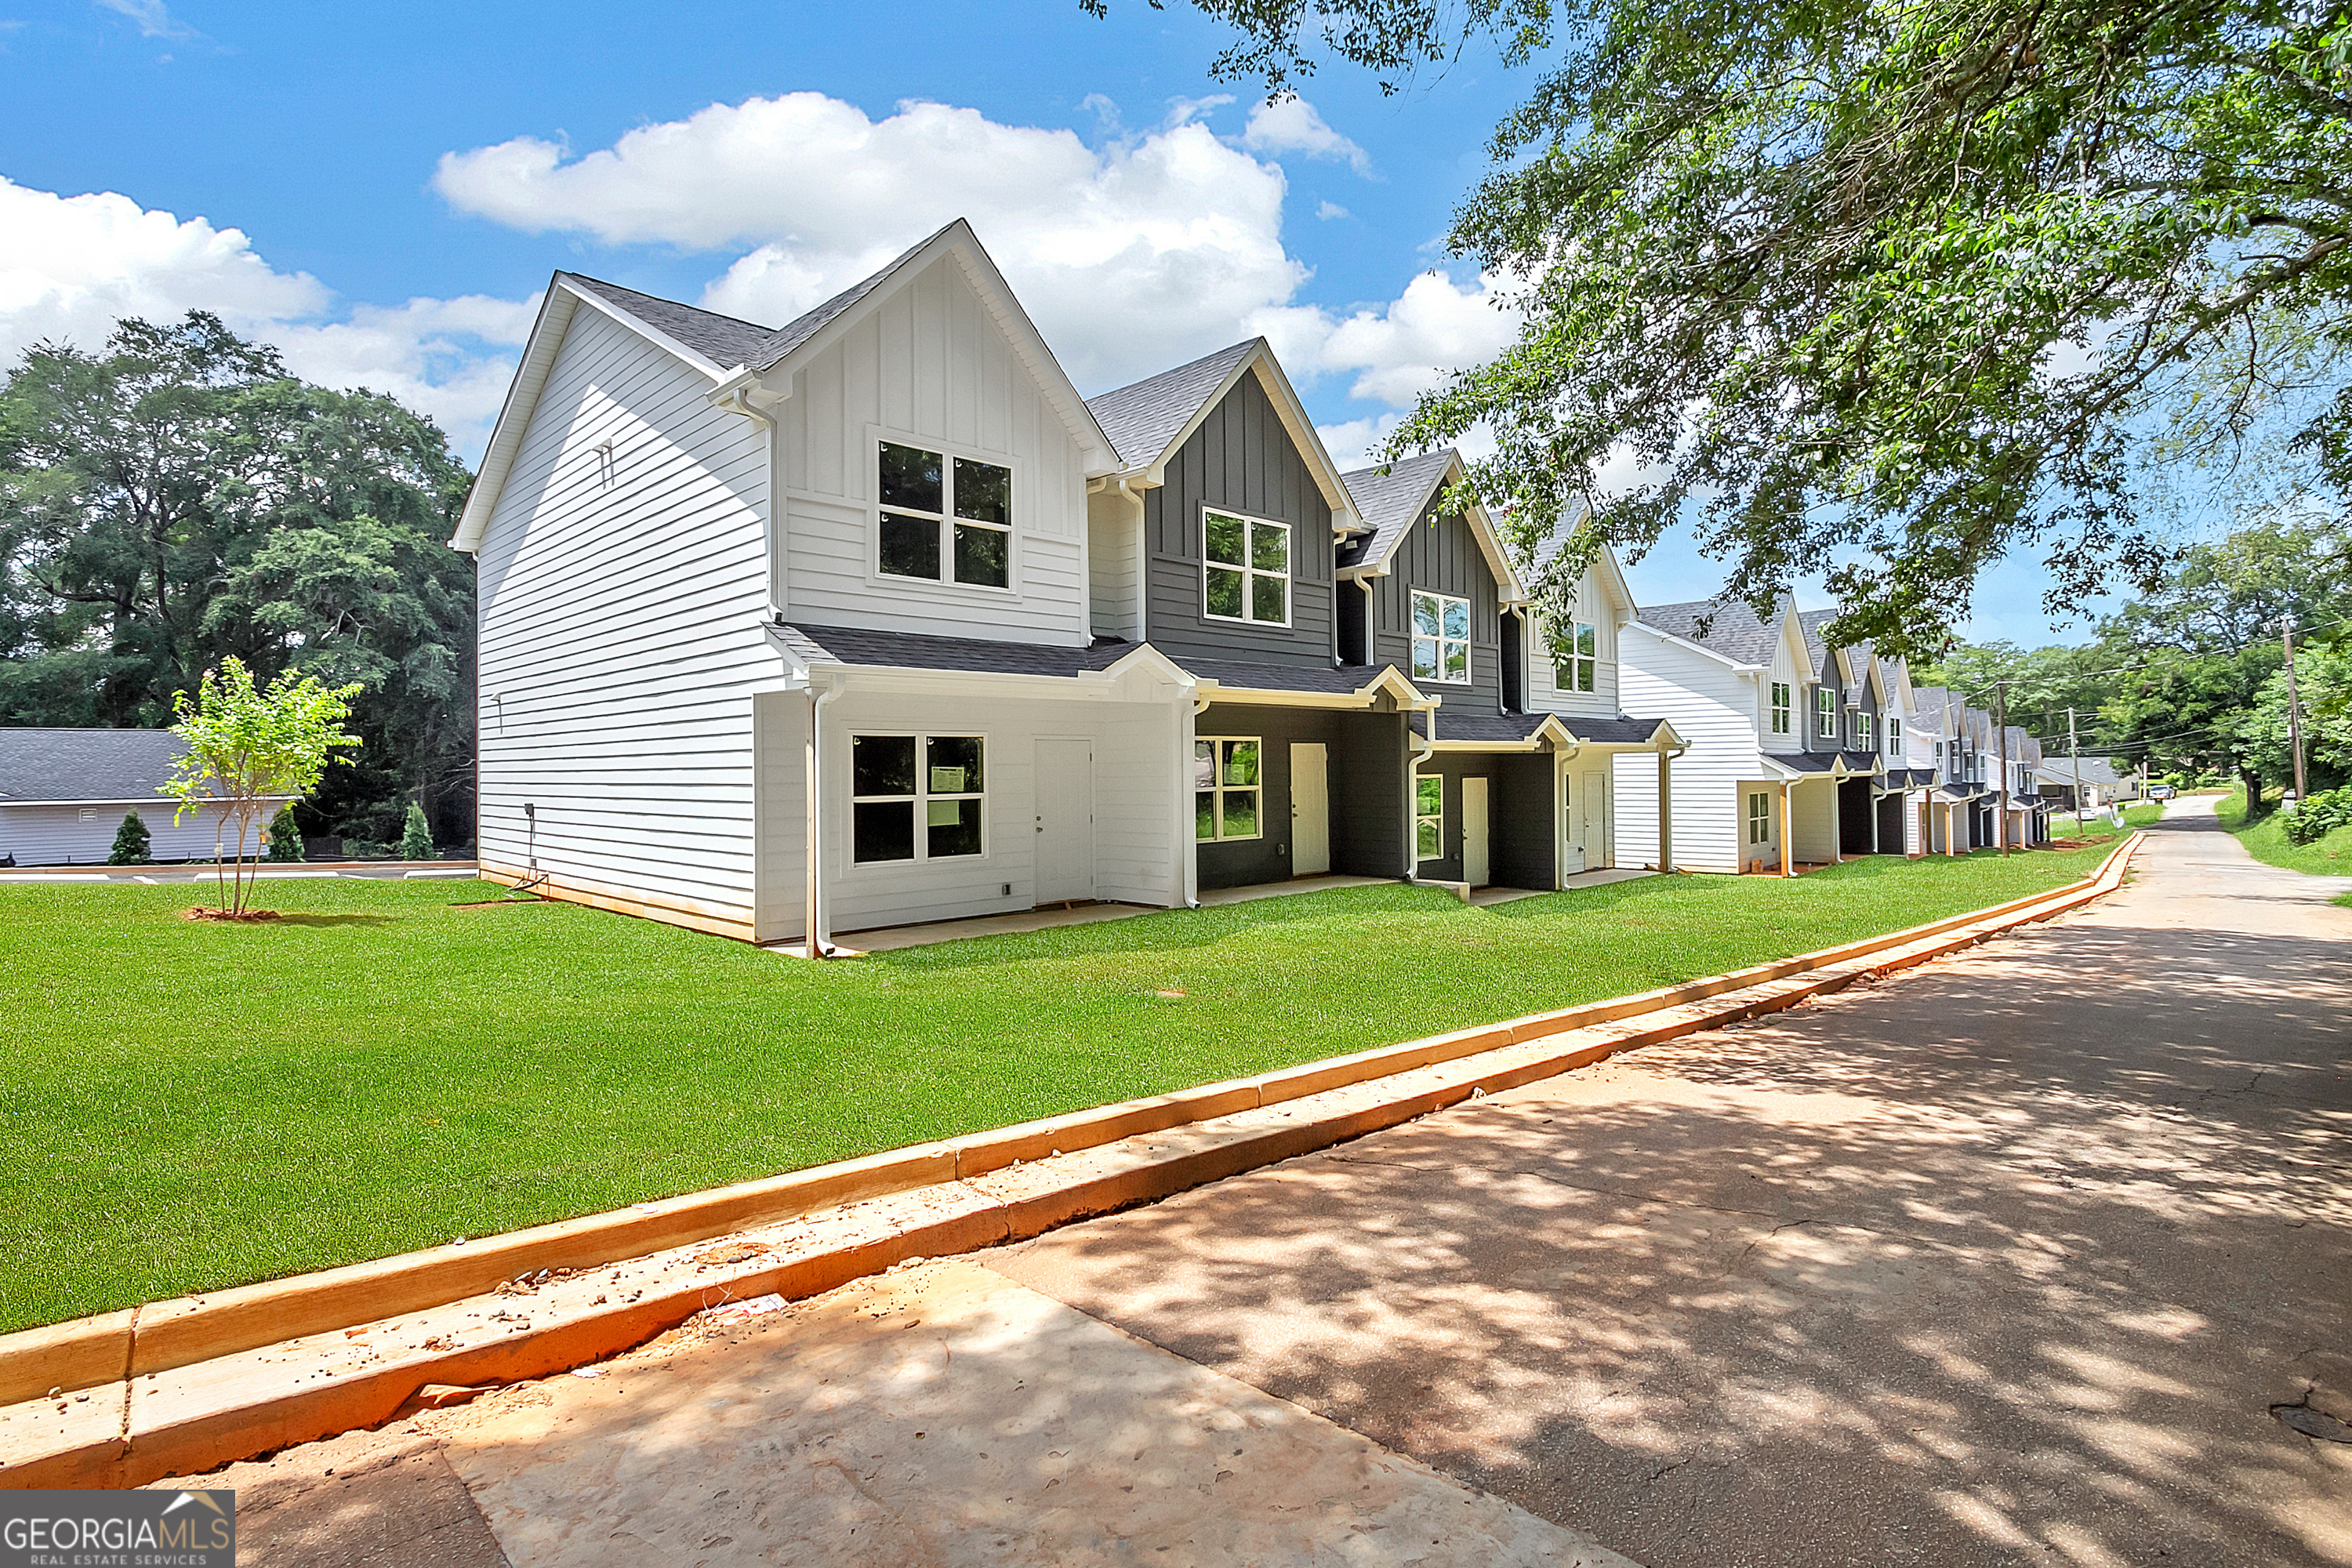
[930,767,967,793]
[928,800,962,826]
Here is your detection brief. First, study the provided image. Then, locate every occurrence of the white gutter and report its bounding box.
[805,670,848,958]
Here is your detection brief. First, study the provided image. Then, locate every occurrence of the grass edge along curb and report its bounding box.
[0,836,2140,1481]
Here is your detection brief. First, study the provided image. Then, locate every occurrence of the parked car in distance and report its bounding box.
[2147,783,2176,800]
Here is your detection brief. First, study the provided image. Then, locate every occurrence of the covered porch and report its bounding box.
[1416,711,1683,891]
[1747,753,1883,876]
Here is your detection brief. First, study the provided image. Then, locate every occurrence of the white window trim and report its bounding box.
[1414,771,1446,862]
[1196,735,1265,843]
[1816,687,1838,739]
[848,731,991,867]
[869,430,1020,598]
[1769,681,1791,735]
[1413,590,1475,686]
[1201,507,1292,628]
[1856,710,1875,747]
[1552,618,1600,694]
[1747,790,1773,845]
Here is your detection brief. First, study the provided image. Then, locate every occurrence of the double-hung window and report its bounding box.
[1413,592,1472,684]
[1195,738,1261,841]
[1747,790,1773,845]
[1203,510,1289,625]
[878,441,1012,590]
[1769,681,1791,735]
[1857,710,1875,748]
[1414,774,1445,861]
[1886,716,1901,757]
[1554,620,1597,692]
[851,734,985,864]
[1816,687,1838,739]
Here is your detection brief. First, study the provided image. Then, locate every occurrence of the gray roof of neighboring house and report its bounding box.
[564,225,945,377]
[2034,756,2130,787]
[0,728,186,803]
[1083,339,1261,470]
[1636,598,1786,666]
[1338,449,1457,568]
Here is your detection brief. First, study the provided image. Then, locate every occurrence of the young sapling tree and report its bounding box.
[165,657,361,916]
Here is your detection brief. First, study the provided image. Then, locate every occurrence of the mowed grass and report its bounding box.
[2,840,2121,1331]
[2217,787,2352,900]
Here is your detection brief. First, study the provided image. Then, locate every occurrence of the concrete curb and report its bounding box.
[0,836,2139,1487]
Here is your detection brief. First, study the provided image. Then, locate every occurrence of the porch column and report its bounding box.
[1830,781,1843,865]
[1657,746,1674,873]
[1780,782,1795,877]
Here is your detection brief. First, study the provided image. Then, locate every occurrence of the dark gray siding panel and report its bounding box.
[1367,507,1504,710]
[1142,373,1335,670]
[1493,753,1555,889]
[1195,702,1405,888]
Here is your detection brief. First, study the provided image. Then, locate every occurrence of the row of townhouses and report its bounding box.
[454,219,2050,948]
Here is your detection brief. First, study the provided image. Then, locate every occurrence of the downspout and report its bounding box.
[1656,735,1687,873]
[805,670,846,956]
[1404,699,1436,879]
[1780,779,1795,877]
[1183,686,1211,907]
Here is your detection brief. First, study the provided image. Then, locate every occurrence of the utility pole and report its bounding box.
[2068,706,2085,837]
[1995,681,2011,857]
[2282,615,2307,807]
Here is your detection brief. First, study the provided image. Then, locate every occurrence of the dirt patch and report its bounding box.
[182,906,281,922]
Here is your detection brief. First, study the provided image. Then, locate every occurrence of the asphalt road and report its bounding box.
[993,800,2352,1566]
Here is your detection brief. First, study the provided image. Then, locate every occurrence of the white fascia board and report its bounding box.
[2,795,297,808]
[1628,619,1764,675]
[750,222,1116,475]
[1128,344,1363,532]
[452,278,739,554]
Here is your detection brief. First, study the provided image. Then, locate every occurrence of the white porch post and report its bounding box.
[1657,746,1674,874]
[1780,782,1795,877]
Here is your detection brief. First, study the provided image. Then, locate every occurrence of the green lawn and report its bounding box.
[2216,787,2352,901]
[1,840,2121,1332]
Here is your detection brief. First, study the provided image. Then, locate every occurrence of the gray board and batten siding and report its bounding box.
[1192,702,1406,889]
[1363,503,1504,712]
[1142,372,1337,670]
[1411,750,1556,891]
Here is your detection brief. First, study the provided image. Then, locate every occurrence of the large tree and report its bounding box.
[0,313,475,844]
[1123,0,2352,655]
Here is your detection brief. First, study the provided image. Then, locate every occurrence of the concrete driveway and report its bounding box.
[199,808,2352,1565]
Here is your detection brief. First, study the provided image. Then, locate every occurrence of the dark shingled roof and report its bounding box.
[1564,716,1672,746]
[2034,756,2130,787]
[0,728,186,802]
[1412,711,1668,746]
[1189,659,1408,695]
[564,224,947,376]
[1636,598,1787,666]
[776,623,1134,679]
[1084,339,1261,470]
[1338,449,1456,569]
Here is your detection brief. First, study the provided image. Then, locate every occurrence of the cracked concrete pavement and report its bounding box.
[184,801,2350,1564]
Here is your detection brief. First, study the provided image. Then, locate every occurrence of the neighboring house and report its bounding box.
[1907,688,1986,855]
[2033,754,2141,812]
[454,220,1683,949]
[0,729,277,865]
[1617,597,1887,874]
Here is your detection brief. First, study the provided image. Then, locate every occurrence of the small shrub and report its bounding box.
[265,804,305,862]
[107,811,151,866]
[400,802,435,862]
[2285,786,2352,846]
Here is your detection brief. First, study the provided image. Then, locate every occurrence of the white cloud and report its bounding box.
[94,0,192,38]
[1240,97,1373,176]
[431,92,1306,389]
[0,175,530,458]
[1316,200,1350,221]
[1254,267,1522,408]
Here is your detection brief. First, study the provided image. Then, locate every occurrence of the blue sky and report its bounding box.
[0,0,2125,643]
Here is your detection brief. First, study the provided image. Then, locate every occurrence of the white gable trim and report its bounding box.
[1341,451,1529,601]
[1121,342,1361,532]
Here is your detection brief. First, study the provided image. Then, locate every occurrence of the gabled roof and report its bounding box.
[455,220,1112,553]
[0,728,183,804]
[1335,449,1527,603]
[1636,597,1789,667]
[2034,755,2131,786]
[1085,340,1261,470]
[1083,339,1358,528]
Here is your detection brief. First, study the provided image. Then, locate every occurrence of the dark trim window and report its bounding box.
[1195,737,1261,841]
[851,734,986,863]
[878,441,1012,590]
[1747,790,1773,845]
[1203,510,1289,626]
[1414,591,1472,684]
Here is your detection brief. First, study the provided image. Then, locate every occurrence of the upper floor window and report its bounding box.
[878,441,1011,590]
[851,734,985,863]
[1195,738,1261,841]
[1857,710,1874,748]
[1816,687,1838,739]
[1204,510,1289,626]
[1554,620,1598,692]
[1769,681,1791,734]
[1886,716,1902,756]
[1414,592,1472,684]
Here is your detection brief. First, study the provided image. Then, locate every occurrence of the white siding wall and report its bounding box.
[1611,748,1661,870]
[1087,487,1142,641]
[1525,569,1624,720]
[810,683,1181,937]
[1616,626,1763,874]
[473,306,772,938]
[776,255,1091,645]
[1762,624,1806,755]
[0,800,265,866]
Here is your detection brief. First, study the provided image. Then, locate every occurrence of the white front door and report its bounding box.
[1462,775,1490,887]
[1580,769,1610,869]
[1290,742,1330,876]
[1033,739,1094,904]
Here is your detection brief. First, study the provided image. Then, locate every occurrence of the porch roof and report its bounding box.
[774,622,1134,678]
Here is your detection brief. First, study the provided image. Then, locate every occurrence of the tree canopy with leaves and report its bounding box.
[1117,0,2352,655]
[0,312,475,845]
